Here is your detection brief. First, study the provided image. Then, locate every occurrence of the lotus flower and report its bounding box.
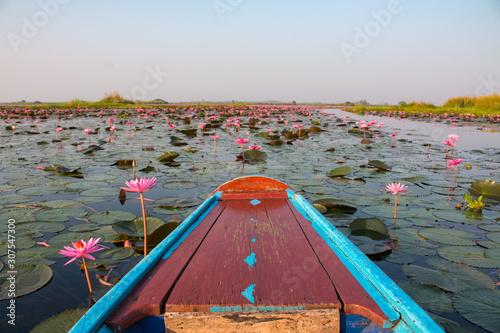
[56,127,63,140]
[248,146,261,150]
[58,237,104,293]
[386,182,408,224]
[83,128,92,145]
[447,158,463,187]
[122,177,158,255]
[235,138,249,163]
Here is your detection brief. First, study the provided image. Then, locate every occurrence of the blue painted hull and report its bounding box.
[71,176,444,333]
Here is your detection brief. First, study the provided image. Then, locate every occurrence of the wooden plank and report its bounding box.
[215,176,292,193]
[286,199,393,328]
[70,194,219,333]
[164,309,340,333]
[166,198,341,309]
[219,192,289,200]
[105,201,228,332]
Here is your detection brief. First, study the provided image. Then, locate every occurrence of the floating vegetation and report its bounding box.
[0,105,499,332]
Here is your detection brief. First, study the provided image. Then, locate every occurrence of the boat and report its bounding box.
[70,176,444,333]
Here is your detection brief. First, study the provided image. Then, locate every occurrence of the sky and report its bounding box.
[1,0,499,105]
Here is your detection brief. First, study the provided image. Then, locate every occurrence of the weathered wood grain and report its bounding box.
[106,201,228,332]
[286,199,392,327]
[164,308,340,333]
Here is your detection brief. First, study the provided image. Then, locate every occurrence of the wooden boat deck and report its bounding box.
[106,177,397,332]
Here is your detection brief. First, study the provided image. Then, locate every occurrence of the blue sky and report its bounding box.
[1,0,499,104]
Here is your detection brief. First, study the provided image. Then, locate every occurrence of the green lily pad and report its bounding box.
[469,179,500,200]
[146,222,179,247]
[349,235,391,256]
[418,228,477,246]
[312,204,327,213]
[98,247,134,261]
[31,308,89,333]
[396,280,453,312]
[486,231,500,244]
[242,149,268,163]
[368,160,392,171]
[67,223,101,232]
[452,289,500,333]
[437,246,500,268]
[402,258,495,293]
[361,205,416,219]
[432,209,491,225]
[0,264,52,300]
[349,217,388,240]
[88,210,137,225]
[0,235,36,250]
[17,222,65,233]
[112,216,164,237]
[384,251,414,264]
[154,196,202,209]
[327,166,352,177]
[39,199,84,208]
[157,152,180,163]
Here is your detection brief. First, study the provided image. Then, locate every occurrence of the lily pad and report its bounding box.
[98,247,135,261]
[469,179,500,200]
[0,264,52,300]
[327,166,352,177]
[349,217,388,240]
[418,228,477,246]
[146,222,179,246]
[368,160,392,171]
[242,149,268,163]
[157,152,180,163]
[88,210,137,225]
[31,308,89,333]
[402,258,496,293]
[396,280,453,312]
[112,216,164,237]
[452,289,500,333]
[437,246,500,268]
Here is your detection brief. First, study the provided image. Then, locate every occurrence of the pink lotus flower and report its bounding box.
[389,133,397,137]
[83,128,92,134]
[56,127,63,132]
[267,129,272,133]
[248,145,261,150]
[446,158,463,168]
[59,237,104,266]
[110,126,116,131]
[234,138,249,145]
[169,124,175,129]
[448,134,459,143]
[386,182,408,225]
[122,177,158,256]
[386,182,408,195]
[210,135,219,139]
[58,237,105,293]
[235,138,249,163]
[121,177,158,193]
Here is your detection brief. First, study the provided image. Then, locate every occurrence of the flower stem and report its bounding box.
[393,194,398,224]
[82,257,92,294]
[139,192,148,256]
[240,144,245,163]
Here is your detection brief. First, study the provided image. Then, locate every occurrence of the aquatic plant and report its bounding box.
[447,158,463,187]
[121,177,158,256]
[386,182,408,224]
[234,138,249,163]
[58,237,104,293]
[83,128,92,145]
[462,193,484,213]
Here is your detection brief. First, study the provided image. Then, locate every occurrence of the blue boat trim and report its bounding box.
[70,194,219,333]
[288,192,444,333]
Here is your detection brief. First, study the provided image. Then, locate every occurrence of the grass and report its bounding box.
[2,93,500,116]
[354,94,500,116]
